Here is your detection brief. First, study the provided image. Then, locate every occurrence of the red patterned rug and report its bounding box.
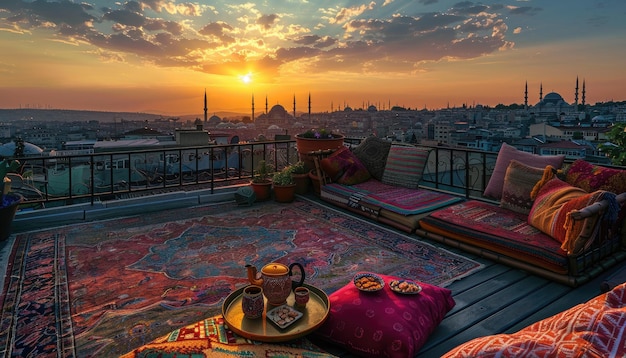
[0,197,483,357]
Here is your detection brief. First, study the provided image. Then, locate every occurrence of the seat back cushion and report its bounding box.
[528,177,619,254]
[315,273,455,358]
[320,146,371,185]
[484,143,565,200]
[565,159,626,194]
[381,145,431,189]
[500,160,547,215]
[352,136,392,181]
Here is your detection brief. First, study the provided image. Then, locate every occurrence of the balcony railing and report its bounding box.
[8,138,618,211]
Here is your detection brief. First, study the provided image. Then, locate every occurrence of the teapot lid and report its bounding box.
[262,263,289,275]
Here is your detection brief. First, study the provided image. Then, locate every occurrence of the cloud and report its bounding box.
[0,0,515,79]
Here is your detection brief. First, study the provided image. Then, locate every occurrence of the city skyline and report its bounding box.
[1,1,625,115]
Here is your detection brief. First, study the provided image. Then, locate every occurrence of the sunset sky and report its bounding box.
[1,0,625,115]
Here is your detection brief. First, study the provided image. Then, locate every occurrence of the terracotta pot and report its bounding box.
[295,134,344,171]
[292,173,310,194]
[273,183,296,203]
[250,181,272,201]
[308,169,322,196]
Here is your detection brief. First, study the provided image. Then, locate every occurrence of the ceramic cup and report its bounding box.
[294,286,310,308]
[242,285,264,319]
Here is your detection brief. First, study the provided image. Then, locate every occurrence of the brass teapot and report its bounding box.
[246,262,305,306]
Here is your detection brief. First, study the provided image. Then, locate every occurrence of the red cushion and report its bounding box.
[320,147,371,185]
[566,159,626,194]
[315,273,455,358]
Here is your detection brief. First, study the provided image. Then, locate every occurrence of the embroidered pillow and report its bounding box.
[315,273,455,358]
[320,146,371,185]
[484,143,565,200]
[381,145,431,189]
[528,176,618,253]
[500,160,547,215]
[442,282,626,358]
[565,159,626,194]
[352,136,392,181]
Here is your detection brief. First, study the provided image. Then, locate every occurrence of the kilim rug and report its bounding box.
[0,197,483,357]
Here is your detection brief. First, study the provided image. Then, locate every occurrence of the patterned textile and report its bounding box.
[420,200,570,274]
[565,159,626,194]
[381,145,431,189]
[322,179,463,216]
[528,176,619,253]
[500,159,547,214]
[121,315,335,358]
[0,197,482,357]
[483,142,565,200]
[319,146,371,185]
[315,273,455,358]
[442,282,626,358]
[351,136,392,181]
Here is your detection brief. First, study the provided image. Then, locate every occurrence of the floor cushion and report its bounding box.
[314,273,455,358]
[442,282,626,358]
[484,143,565,200]
[420,200,570,274]
[121,315,335,358]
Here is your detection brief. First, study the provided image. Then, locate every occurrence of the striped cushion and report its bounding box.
[381,145,431,188]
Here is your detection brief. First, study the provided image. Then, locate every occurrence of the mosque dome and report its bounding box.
[268,104,289,117]
[537,92,568,107]
[367,105,377,112]
[208,114,221,125]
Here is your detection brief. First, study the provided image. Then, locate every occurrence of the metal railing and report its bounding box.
[10,137,617,211]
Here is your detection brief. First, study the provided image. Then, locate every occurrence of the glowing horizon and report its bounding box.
[1,1,625,115]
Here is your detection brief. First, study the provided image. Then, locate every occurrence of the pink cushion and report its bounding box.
[442,282,626,358]
[315,273,455,358]
[566,159,626,194]
[484,143,565,200]
[320,147,371,185]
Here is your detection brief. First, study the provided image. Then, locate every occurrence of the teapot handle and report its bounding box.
[289,263,306,291]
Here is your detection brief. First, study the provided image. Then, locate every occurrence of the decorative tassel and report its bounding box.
[530,165,557,200]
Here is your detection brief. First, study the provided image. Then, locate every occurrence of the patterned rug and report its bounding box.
[0,197,483,357]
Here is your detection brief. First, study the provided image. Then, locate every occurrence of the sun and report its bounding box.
[240,73,252,84]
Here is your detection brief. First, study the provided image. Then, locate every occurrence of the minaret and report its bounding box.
[539,82,543,101]
[293,94,296,118]
[251,94,255,122]
[204,89,208,125]
[524,81,528,110]
[308,92,311,121]
[575,77,579,106]
[582,79,586,106]
[265,95,268,114]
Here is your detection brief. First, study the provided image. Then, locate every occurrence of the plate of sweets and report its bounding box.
[389,279,422,295]
[353,272,385,292]
[266,304,303,329]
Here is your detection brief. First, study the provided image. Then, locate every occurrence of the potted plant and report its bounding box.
[295,128,344,171]
[272,168,296,203]
[250,160,272,201]
[287,161,310,194]
[1,159,24,241]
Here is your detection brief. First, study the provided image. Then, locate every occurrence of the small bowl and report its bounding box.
[389,279,422,295]
[353,272,385,292]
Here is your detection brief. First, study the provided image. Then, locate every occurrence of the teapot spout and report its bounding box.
[246,264,263,286]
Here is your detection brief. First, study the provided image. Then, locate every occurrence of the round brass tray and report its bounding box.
[222,283,330,342]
